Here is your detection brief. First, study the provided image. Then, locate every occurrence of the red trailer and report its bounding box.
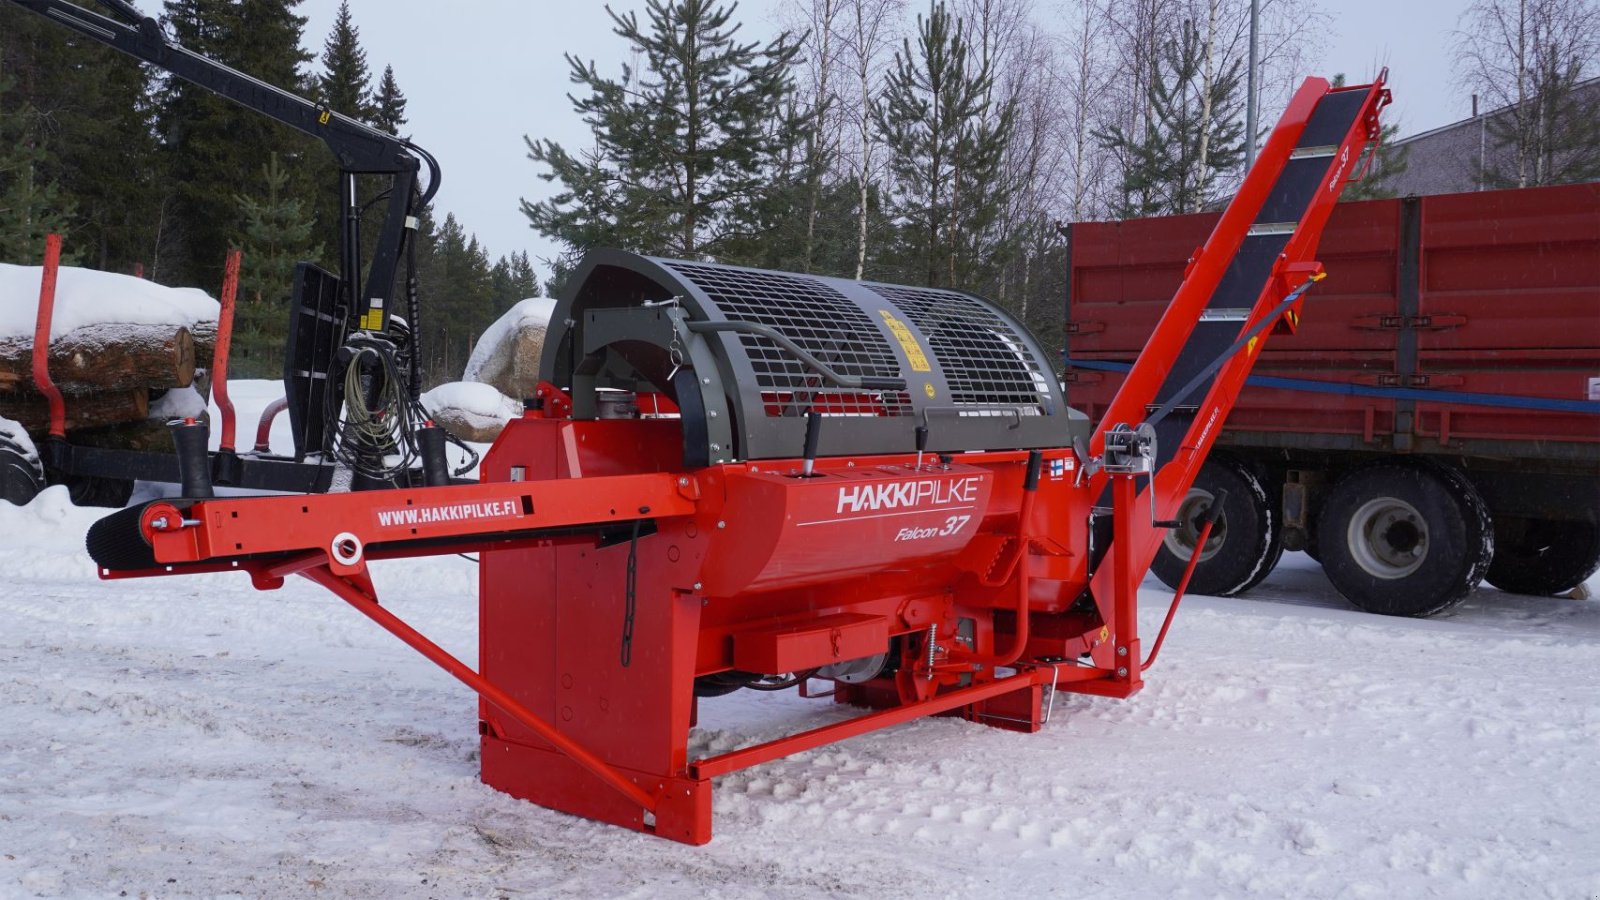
[1066,182,1600,616]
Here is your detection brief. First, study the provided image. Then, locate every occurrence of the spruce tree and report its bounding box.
[509,251,540,298]
[0,52,80,264]
[233,154,323,377]
[1095,19,1245,218]
[522,0,802,264]
[874,3,1014,289]
[372,65,409,136]
[159,0,315,289]
[0,6,159,272]
[316,1,374,120]
[310,1,378,255]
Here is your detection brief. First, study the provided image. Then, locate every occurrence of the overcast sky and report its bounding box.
[288,0,1470,272]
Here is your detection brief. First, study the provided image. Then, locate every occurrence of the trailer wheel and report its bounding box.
[0,440,45,506]
[1485,518,1600,596]
[1152,456,1283,596]
[1318,460,1492,617]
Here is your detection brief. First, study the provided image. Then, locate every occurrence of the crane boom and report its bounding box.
[4,0,440,339]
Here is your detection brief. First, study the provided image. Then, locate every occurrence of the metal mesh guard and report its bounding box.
[665,262,914,417]
[868,284,1052,412]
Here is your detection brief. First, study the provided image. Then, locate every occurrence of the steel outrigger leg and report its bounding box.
[266,557,660,814]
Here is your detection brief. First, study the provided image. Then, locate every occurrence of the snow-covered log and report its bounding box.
[0,324,196,395]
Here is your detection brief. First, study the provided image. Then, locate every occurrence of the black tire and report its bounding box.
[1,439,45,506]
[1151,455,1283,596]
[1317,460,1493,617]
[1485,517,1600,596]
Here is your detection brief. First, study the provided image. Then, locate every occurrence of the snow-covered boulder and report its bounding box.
[422,381,523,443]
[462,298,556,402]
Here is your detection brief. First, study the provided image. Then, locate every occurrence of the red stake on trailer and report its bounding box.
[212,249,241,452]
[30,234,67,440]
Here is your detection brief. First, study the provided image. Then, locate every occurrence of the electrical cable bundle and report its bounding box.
[326,336,480,483]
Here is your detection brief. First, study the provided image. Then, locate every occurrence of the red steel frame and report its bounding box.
[94,76,1388,844]
[30,233,67,440]
[212,248,242,452]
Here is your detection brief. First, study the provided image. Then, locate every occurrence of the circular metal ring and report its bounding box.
[330,531,364,566]
[1163,488,1227,564]
[1346,497,1428,580]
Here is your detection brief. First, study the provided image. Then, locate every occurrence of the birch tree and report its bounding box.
[1455,0,1600,187]
[840,0,904,277]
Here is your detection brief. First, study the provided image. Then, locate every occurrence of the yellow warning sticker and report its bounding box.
[1247,336,1259,356]
[360,310,383,331]
[924,382,937,398]
[878,309,931,373]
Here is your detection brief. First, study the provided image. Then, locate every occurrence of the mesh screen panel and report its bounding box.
[666,262,913,417]
[867,285,1051,411]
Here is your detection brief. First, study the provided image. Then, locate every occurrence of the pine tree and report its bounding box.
[233,154,323,377]
[310,1,379,255]
[1,6,159,272]
[316,1,374,120]
[522,0,802,265]
[0,50,80,264]
[372,65,409,136]
[874,2,1014,289]
[159,0,317,289]
[1095,18,1244,217]
[408,212,500,383]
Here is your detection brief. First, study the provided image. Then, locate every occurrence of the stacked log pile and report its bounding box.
[0,322,201,443]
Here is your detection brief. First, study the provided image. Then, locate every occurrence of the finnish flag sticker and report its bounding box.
[1049,458,1068,479]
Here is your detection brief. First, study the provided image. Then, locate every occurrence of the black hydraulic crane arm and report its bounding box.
[5,0,441,335]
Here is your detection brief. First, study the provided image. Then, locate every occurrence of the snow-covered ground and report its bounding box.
[1,386,1596,898]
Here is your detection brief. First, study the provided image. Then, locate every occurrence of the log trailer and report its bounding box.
[14,0,1392,848]
[2,0,458,505]
[1066,183,1600,616]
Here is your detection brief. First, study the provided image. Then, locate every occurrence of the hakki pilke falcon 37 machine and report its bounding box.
[51,0,1391,845]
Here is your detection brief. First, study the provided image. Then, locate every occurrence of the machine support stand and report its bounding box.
[294,563,660,814]
[1109,472,1145,693]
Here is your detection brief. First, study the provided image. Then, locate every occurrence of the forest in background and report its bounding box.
[0,0,535,382]
[2,0,1597,385]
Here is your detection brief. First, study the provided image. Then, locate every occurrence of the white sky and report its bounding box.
[289,0,1469,272]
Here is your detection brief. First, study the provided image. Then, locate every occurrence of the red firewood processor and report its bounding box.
[14,0,1389,847]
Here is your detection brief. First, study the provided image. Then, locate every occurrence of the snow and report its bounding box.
[2,455,1598,896]
[0,264,218,342]
[422,381,524,430]
[0,415,38,467]
[461,297,555,384]
[148,386,208,422]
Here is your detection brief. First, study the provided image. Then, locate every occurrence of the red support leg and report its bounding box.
[294,563,660,814]
[1109,473,1145,695]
